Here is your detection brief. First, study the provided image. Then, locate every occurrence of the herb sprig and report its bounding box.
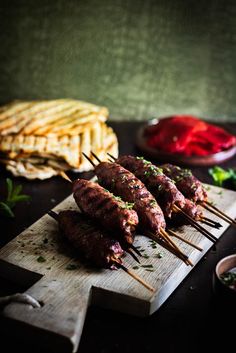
[0,178,31,218]
[209,166,236,189]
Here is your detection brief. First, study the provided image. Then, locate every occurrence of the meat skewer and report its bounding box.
[73,179,139,246]
[160,163,236,228]
[48,210,154,292]
[107,154,220,228]
[60,171,141,261]
[84,153,193,266]
[108,154,217,243]
[168,229,203,251]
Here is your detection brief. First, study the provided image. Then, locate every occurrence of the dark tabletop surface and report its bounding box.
[0,121,235,353]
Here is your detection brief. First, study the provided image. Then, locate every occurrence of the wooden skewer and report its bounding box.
[48,210,58,220]
[173,205,217,243]
[60,171,73,183]
[202,203,236,228]
[148,229,192,266]
[91,151,102,163]
[199,218,221,229]
[126,249,140,263]
[107,152,116,161]
[172,205,214,238]
[130,244,142,257]
[150,233,192,266]
[112,258,155,292]
[203,201,236,228]
[160,228,193,266]
[82,152,97,167]
[199,219,220,228]
[160,228,187,258]
[201,217,222,228]
[168,229,203,251]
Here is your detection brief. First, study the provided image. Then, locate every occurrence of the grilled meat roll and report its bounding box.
[73,179,139,246]
[115,155,185,218]
[94,162,166,235]
[161,164,207,203]
[54,210,124,269]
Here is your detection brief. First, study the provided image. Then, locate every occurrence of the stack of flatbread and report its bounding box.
[0,99,118,179]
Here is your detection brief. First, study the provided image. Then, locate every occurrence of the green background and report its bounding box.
[0,0,235,121]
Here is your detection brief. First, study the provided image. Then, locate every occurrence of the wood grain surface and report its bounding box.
[0,183,236,352]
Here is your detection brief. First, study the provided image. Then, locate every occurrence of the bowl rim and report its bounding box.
[215,254,236,280]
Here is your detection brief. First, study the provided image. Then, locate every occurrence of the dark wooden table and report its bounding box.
[0,121,235,353]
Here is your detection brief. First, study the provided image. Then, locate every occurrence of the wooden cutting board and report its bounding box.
[0,184,236,352]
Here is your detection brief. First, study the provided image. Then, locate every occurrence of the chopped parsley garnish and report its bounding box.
[66,264,78,270]
[125,202,135,209]
[37,256,46,263]
[136,156,150,164]
[149,200,157,207]
[113,195,122,202]
[155,252,163,258]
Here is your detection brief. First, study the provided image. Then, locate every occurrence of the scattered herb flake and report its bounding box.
[66,264,78,270]
[37,256,46,263]
[132,266,139,270]
[141,264,153,269]
[155,252,163,258]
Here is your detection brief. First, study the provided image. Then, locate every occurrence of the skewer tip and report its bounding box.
[59,171,72,183]
[107,152,116,161]
[82,152,96,167]
[90,151,102,163]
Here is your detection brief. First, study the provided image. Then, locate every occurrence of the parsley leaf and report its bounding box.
[208,166,236,190]
[0,178,31,218]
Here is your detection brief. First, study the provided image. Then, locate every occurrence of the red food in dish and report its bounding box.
[146,115,236,156]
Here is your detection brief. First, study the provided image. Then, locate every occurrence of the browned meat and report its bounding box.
[94,162,166,235]
[116,155,185,218]
[73,179,139,246]
[182,199,203,220]
[56,210,124,269]
[161,164,207,203]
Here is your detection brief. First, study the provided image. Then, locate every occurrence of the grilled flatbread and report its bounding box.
[0,99,118,179]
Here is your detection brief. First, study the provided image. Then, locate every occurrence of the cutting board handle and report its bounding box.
[2,273,91,353]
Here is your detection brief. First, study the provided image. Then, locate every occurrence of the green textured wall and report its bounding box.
[0,0,236,121]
